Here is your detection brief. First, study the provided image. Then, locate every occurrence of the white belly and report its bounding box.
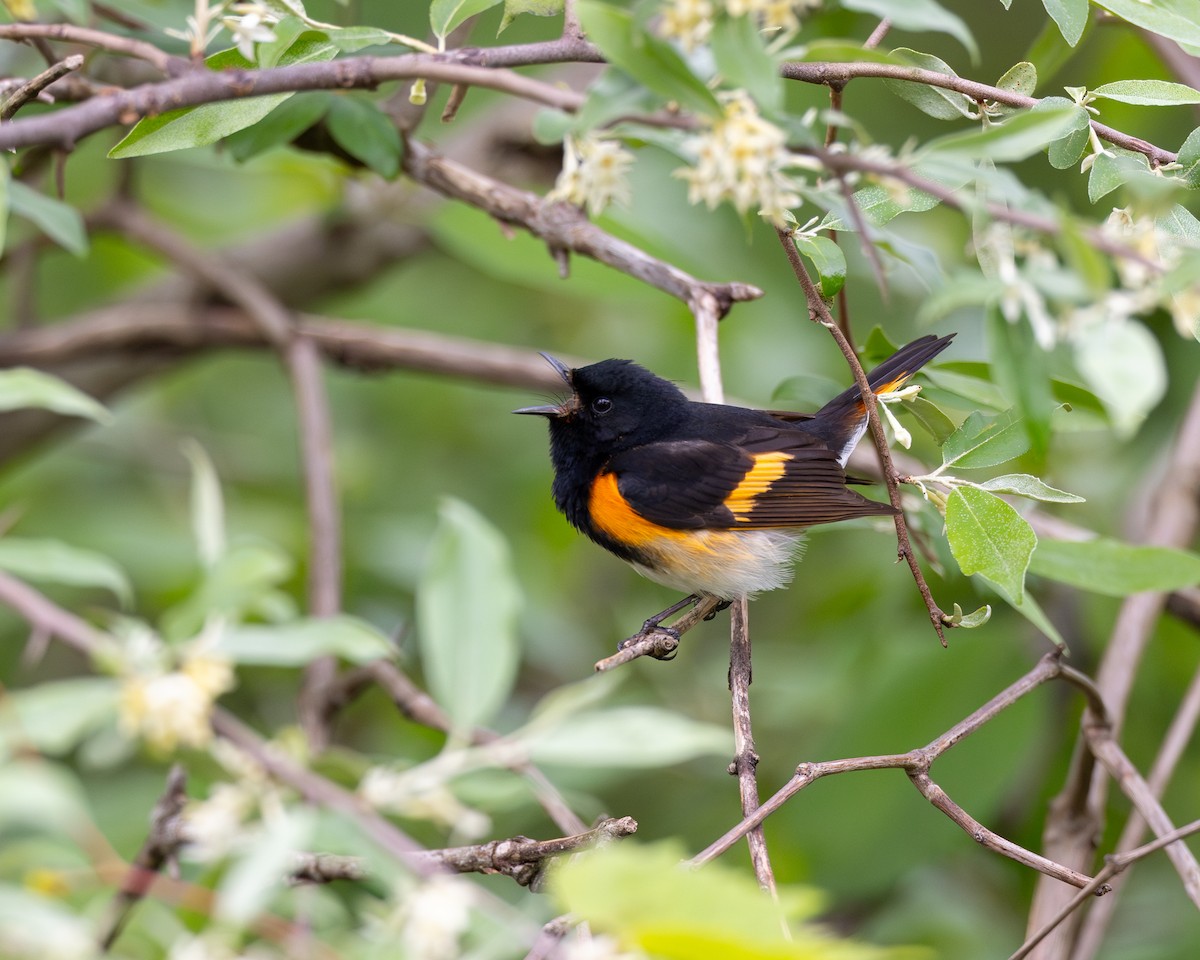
[630,528,806,600]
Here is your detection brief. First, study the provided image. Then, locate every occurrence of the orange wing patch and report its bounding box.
[724,452,790,521]
[589,472,692,547]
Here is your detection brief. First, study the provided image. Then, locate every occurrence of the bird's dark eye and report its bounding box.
[591,397,613,415]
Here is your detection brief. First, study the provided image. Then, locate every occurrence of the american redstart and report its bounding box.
[515,334,954,617]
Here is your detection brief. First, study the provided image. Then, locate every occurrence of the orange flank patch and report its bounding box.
[589,472,691,547]
[724,452,790,520]
[874,372,913,395]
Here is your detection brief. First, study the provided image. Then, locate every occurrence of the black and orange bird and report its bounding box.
[515,334,954,625]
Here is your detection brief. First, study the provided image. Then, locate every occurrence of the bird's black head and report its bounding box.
[515,354,690,468]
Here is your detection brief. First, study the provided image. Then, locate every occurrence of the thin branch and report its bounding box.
[99,764,189,951]
[0,23,188,74]
[0,54,84,120]
[809,147,1162,273]
[288,853,367,886]
[775,227,948,644]
[92,203,344,750]
[412,817,637,890]
[402,138,763,315]
[728,598,776,893]
[781,61,1174,166]
[691,654,1101,890]
[594,595,724,671]
[1072,659,1200,956]
[0,48,592,151]
[1028,379,1200,952]
[1010,818,1200,960]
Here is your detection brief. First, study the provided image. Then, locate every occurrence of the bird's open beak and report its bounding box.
[513,353,574,418]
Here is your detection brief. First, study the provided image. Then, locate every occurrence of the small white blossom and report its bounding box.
[399,877,474,960]
[561,933,646,960]
[183,782,256,862]
[118,632,235,754]
[222,12,276,61]
[675,91,801,224]
[549,134,635,217]
[726,0,822,36]
[360,767,491,841]
[659,0,715,51]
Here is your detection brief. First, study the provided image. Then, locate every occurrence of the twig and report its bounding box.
[1028,379,1200,952]
[0,23,187,75]
[1071,660,1200,956]
[99,764,189,950]
[727,598,775,893]
[691,654,1100,890]
[413,817,637,890]
[775,227,949,644]
[363,660,589,836]
[1010,818,1200,960]
[288,853,367,886]
[594,595,724,671]
[91,203,344,751]
[0,54,84,120]
[809,147,1162,273]
[781,61,1174,167]
[402,139,763,315]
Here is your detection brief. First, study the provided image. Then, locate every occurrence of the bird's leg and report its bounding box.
[703,600,732,621]
[638,593,702,637]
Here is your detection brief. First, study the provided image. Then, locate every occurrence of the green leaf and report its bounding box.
[947,602,992,628]
[978,474,1084,503]
[903,396,959,443]
[884,49,974,120]
[2,678,120,755]
[522,706,731,768]
[1095,0,1200,48]
[553,842,897,959]
[7,181,88,256]
[987,308,1053,461]
[181,439,226,568]
[996,61,1037,101]
[1004,588,1067,650]
[324,26,404,52]
[417,498,522,733]
[1087,151,1148,203]
[325,95,402,178]
[1030,538,1200,596]
[109,36,337,159]
[1045,99,1092,169]
[0,760,91,832]
[216,615,395,666]
[1178,126,1200,187]
[501,0,563,31]
[576,1,719,117]
[711,12,782,114]
[1073,318,1166,438]
[1092,79,1200,106]
[793,235,846,298]
[224,91,331,162]
[841,0,979,60]
[0,367,110,422]
[1042,0,1088,46]
[941,409,1031,470]
[217,809,314,925]
[161,542,296,641]
[430,0,502,38]
[0,537,132,606]
[925,102,1078,162]
[923,365,1009,410]
[945,486,1037,603]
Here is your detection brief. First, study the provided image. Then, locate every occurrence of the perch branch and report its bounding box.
[691,654,1099,891]
[0,54,84,120]
[775,227,949,644]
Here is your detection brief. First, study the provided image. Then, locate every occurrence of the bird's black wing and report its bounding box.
[608,429,896,532]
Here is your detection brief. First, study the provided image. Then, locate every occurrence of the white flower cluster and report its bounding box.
[660,0,822,49]
[549,134,636,217]
[360,766,492,842]
[117,625,234,754]
[675,91,801,223]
